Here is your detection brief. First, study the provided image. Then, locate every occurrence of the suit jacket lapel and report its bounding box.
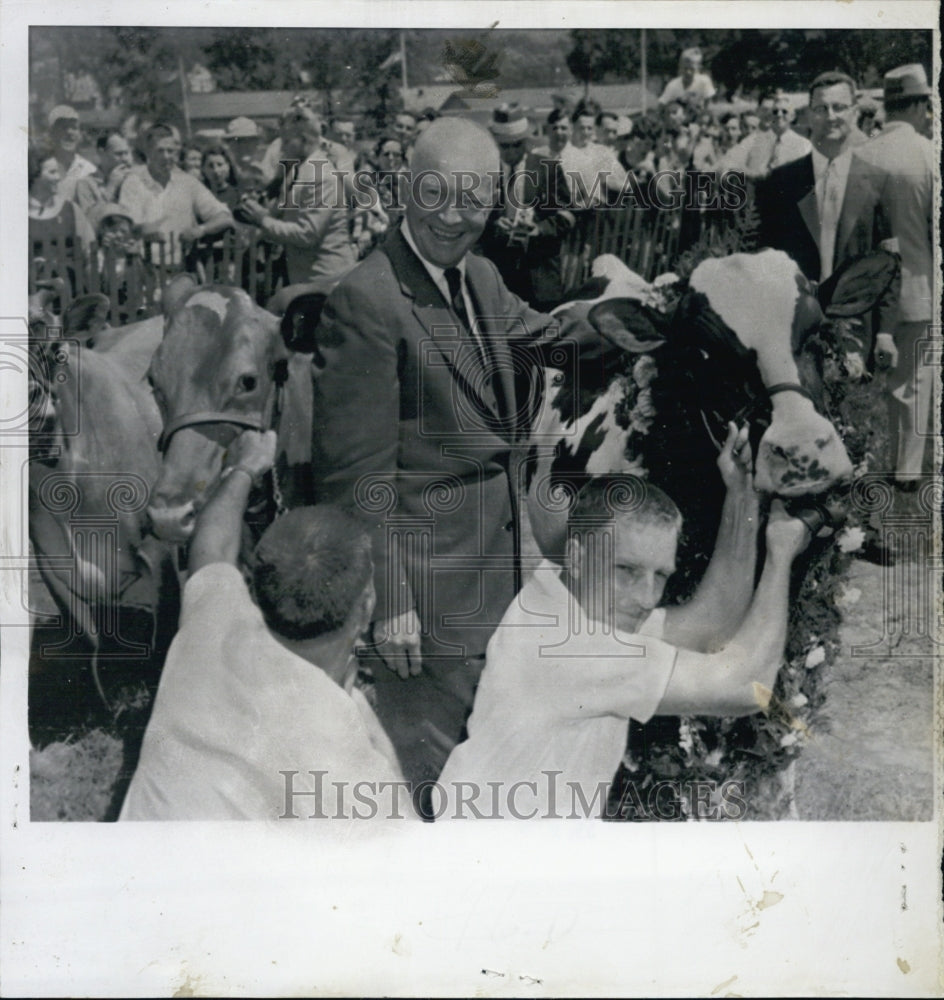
[465,256,520,436]
[794,156,819,252]
[836,153,873,264]
[382,229,506,431]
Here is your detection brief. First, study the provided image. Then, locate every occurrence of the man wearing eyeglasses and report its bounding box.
[756,71,894,292]
[719,90,810,181]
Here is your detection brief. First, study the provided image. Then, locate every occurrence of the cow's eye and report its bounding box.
[237,374,258,393]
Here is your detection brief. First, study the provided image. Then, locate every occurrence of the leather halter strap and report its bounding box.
[157,411,266,453]
[766,382,814,403]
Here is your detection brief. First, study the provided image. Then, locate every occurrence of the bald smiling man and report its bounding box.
[311,118,581,813]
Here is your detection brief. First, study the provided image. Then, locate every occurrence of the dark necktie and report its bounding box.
[444,266,469,329]
[444,265,489,374]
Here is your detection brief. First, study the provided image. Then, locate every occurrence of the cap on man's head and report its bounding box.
[680,47,703,63]
[490,102,530,139]
[615,115,634,138]
[883,63,931,101]
[225,116,259,139]
[48,105,79,129]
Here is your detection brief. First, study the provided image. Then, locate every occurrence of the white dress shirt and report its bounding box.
[811,147,853,279]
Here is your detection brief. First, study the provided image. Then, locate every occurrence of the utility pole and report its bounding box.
[400,30,408,92]
[641,28,648,114]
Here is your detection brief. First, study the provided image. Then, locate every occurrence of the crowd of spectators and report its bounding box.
[28,46,919,318]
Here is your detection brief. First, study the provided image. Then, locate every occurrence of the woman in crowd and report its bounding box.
[182,143,204,179]
[28,143,95,290]
[201,143,242,209]
[372,135,408,226]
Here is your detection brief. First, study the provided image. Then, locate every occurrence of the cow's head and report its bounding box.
[681,248,897,495]
[146,279,284,541]
[146,278,332,542]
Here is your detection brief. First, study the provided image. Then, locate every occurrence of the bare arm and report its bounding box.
[188,430,277,573]
[663,422,759,652]
[657,500,810,717]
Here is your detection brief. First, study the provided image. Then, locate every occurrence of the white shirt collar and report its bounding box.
[400,218,466,297]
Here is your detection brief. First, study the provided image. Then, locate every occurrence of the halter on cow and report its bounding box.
[146,278,327,543]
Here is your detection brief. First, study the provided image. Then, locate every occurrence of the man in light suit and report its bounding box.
[854,65,935,488]
[756,70,897,354]
[311,117,570,811]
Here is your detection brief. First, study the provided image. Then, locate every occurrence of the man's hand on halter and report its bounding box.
[189,430,278,573]
[224,429,278,487]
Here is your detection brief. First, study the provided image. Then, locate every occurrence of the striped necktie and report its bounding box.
[819,158,842,280]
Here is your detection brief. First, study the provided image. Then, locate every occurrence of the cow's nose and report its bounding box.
[147,501,197,543]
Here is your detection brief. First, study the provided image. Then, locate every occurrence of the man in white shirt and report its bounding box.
[854,64,935,487]
[658,48,716,108]
[120,430,415,822]
[119,123,233,266]
[560,103,627,207]
[46,105,98,203]
[719,90,811,181]
[437,427,814,819]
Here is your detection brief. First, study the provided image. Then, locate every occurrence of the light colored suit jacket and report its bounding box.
[853,121,933,322]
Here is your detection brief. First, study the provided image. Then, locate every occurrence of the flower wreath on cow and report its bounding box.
[525,244,899,820]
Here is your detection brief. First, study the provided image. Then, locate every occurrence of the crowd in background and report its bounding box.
[28,44,912,320]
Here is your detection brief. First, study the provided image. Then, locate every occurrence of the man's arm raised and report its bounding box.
[663,422,759,652]
[188,430,278,574]
[658,500,810,718]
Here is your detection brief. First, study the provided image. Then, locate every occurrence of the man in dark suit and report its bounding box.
[756,70,897,353]
[311,117,566,809]
[758,74,874,276]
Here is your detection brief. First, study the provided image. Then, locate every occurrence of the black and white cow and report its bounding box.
[525,247,898,583]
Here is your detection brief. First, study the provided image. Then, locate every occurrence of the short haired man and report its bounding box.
[330,116,356,150]
[120,430,414,821]
[73,132,135,215]
[437,429,814,819]
[719,90,811,180]
[392,111,418,162]
[854,64,935,488]
[46,105,97,202]
[237,105,356,285]
[757,71,892,285]
[119,122,233,265]
[561,103,627,208]
[596,111,619,147]
[658,47,716,107]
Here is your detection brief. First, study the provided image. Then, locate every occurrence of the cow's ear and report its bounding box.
[64,294,111,342]
[278,293,329,356]
[818,250,899,318]
[587,298,668,353]
[162,274,199,319]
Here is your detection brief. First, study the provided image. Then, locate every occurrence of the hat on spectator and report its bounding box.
[225,116,259,139]
[87,202,136,233]
[680,47,703,63]
[489,102,530,139]
[883,64,931,101]
[615,115,633,138]
[48,105,80,128]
